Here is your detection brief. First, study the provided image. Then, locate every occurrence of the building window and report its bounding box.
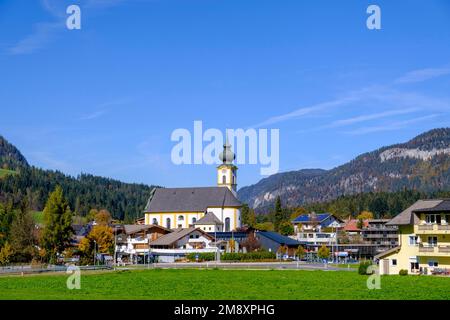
[428,236,438,247]
[428,260,438,267]
[391,259,397,266]
[178,215,184,221]
[209,227,211,231]
[225,217,231,232]
[222,175,226,184]
[409,236,418,246]
[166,218,171,229]
[152,218,158,225]
[192,217,197,224]
[425,214,441,224]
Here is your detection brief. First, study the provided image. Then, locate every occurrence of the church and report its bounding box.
[144,139,242,231]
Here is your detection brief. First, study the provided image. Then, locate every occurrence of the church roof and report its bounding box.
[144,187,241,213]
[194,212,223,225]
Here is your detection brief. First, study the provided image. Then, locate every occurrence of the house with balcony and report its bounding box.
[375,199,450,275]
[362,219,398,255]
[148,227,217,262]
[115,224,172,264]
[291,212,342,246]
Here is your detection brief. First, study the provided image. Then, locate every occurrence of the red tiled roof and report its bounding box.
[343,219,369,232]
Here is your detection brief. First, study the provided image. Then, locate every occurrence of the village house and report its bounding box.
[148,227,217,262]
[376,199,450,275]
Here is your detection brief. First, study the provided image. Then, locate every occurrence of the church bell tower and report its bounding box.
[217,136,237,195]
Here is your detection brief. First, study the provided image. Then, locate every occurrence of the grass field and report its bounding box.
[0,168,16,178]
[0,269,449,300]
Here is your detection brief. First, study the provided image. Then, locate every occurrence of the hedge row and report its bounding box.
[221,251,276,261]
[186,253,216,262]
[186,251,277,262]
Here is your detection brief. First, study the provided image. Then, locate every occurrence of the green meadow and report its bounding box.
[0,269,448,300]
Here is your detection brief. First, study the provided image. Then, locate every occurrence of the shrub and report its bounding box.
[358,261,373,275]
[186,252,216,262]
[399,269,408,276]
[222,251,276,261]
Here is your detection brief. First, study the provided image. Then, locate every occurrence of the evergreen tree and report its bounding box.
[273,196,283,232]
[40,186,73,263]
[9,201,37,262]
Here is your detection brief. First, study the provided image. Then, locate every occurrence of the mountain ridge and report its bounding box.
[238,128,450,211]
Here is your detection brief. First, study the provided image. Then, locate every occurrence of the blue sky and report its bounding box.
[1,0,450,189]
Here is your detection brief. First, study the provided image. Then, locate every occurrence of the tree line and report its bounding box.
[0,166,156,222]
[0,186,115,265]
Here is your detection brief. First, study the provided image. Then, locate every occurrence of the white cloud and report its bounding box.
[344,114,440,135]
[329,108,420,127]
[395,67,450,84]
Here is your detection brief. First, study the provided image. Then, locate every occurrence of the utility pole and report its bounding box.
[93,240,97,268]
[113,226,117,270]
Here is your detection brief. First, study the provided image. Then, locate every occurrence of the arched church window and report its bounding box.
[152,218,158,225]
[192,217,197,224]
[222,175,226,184]
[166,218,171,229]
[178,215,184,221]
[225,217,231,232]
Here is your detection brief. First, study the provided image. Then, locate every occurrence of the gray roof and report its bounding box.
[386,200,443,226]
[123,224,170,235]
[194,212,223,225]
[149,227,214,246]
[144,187,241,213]
[374,246,401,260]
[416,199,450,212]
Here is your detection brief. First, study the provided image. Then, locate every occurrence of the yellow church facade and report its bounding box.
[143,139,242,231]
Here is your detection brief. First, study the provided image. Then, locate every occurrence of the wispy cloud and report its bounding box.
[80,110,108,120]
[7,0,131,55]
[7,21,62,55]
[395,67,450,84]
[252,94,360,128]
[80,98,132,120]
[329,108,420,128]
[255,66,450,130]
[344,114,440,135]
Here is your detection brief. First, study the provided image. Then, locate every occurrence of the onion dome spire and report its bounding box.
[219,134,235,164]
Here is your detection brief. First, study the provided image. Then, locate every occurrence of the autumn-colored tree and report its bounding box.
[87,209,98,222]
[240,233,261,252]
[79,224,114,264]
[317,244,330,260]
[95,209,112,226]
[357,211,374,220]
[0,242,13,265]
[296,245,306,259]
